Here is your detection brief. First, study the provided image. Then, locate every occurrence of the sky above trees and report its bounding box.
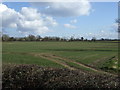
[0,0,118,39]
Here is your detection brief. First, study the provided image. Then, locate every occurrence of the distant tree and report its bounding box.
[9,37,15,41]
[28,35,36,41]
[91,37,96,42]
[18,38,26,41]
[2,34,9,41]
[36,35,42,41]
[84,39,88,41]
[75,38,80,41]
[101,38,104,41]
[81,37,84,41]
[24,37,30,41]
[43,36,49,41]
[55,37,60,41]
[70,36,74,41]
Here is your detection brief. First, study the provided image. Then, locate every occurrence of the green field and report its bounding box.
[2,41,119,74]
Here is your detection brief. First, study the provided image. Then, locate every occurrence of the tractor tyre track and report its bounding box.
[31,53,117,76]
[30,53,76,70]
[3,52,117,76]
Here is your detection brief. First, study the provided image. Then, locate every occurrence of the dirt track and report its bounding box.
[3,51,117,76]
[30,53,117,76]
[30,53,76,70]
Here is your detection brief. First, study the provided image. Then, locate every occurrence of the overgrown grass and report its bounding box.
[99,57,119,73]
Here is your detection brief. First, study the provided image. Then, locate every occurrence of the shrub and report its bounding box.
[2,64,119,89]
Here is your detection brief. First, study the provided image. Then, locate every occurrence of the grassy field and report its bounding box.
[2,41,119,74]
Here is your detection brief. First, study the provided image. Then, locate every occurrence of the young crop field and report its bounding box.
[2,41,119,75]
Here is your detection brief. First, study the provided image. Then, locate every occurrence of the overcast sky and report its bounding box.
[0,1,118,39]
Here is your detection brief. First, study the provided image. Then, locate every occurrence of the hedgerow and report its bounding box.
[2,64,119,89]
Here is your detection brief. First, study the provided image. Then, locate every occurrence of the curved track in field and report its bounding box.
[30,53,76,70]
[3,51,117,76]
[30,53,117,76]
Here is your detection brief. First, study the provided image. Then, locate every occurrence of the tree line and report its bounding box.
[1,34,119,42]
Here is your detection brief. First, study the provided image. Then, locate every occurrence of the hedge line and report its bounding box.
[2,64,119,89]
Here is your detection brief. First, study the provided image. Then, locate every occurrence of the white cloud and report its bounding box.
[70,19,77,24]
[64,24,76,29]
[0,4,58,35]
[85,30,118,39]
[20,7,41,21]
[31,0,91,17]
[44,16,58,26]
[100,30,104,33]
[111,23,118,31]
[0,4,18,29]
[17,20,49,34]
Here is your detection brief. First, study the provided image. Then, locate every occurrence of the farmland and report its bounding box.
[2,41,120,89]
[2,41,119,74]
